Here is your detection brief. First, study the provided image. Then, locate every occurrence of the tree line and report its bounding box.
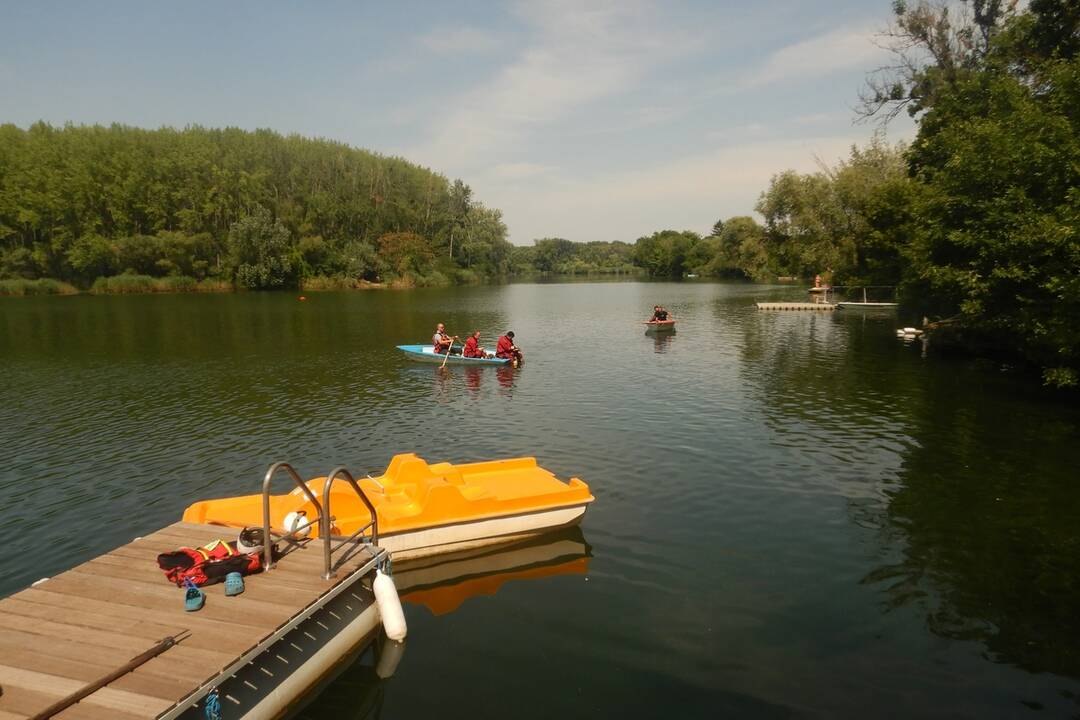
[0,123,512,289]
[620,0,1079,388]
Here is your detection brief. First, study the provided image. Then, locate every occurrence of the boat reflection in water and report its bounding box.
[395,526,591,615]
[289,528,590,719]
[651,331,676,354]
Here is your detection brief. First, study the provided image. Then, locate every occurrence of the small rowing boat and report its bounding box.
[183,454,594,561]
[643,319,676,333]
[396,344,510,365]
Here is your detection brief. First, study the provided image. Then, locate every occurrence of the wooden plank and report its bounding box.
[0,628,211,687]
[0,665,171,717]
[0,685,149,720]
[0,597,254,655]
[0,646,189,702]
[7,586,268,646]
[0,615,233,672]
[69,558,322,609]
[29,571,293,629]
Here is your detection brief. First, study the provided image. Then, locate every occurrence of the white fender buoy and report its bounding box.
[375,639,406,679]
[374,568,407,641]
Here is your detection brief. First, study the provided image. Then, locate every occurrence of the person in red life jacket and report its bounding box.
[432,323,458,355]
[462,330,491,358]
[495,331,523,366]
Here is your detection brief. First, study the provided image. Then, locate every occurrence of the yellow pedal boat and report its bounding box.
[182,453,594,561]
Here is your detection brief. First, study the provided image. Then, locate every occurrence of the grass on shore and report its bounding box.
[0,278,80,296]
[88,275,232,294]
[300,276,385,291]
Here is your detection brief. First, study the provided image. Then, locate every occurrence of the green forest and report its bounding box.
[1,0,1076,386]
[0,124,513,291]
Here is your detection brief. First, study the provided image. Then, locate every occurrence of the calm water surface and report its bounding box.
[2,282,1079,719]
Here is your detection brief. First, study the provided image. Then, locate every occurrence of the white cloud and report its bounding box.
[743,26,885,89]
[406,0,695,172]
[419,26,503,54]
[476,131,900,244]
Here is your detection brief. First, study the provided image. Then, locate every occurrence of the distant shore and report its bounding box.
[0,275,397,297]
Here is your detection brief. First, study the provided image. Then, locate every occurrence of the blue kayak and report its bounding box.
[396,344,511,366]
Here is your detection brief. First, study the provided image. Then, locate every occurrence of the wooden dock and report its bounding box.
[755,302,836,311]
[0,521,380,720]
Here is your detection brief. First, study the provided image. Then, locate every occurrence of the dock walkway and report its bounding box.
[0,521,378,720]
[756,302,836,311]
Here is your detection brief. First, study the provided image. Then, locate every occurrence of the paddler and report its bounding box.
[433,323,458,355]
[495,331,523,366]
[651,306,669,321]
[462,330,491,359]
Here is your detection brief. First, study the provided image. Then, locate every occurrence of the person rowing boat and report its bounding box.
[433,323,459,355]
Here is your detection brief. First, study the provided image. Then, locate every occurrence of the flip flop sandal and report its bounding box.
[224,572,245,597]
[184,579,205,611]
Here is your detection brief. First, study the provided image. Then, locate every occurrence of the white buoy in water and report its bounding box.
[375,639,407,679]
[374,568,407,641]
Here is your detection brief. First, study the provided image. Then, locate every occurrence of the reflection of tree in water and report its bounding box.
[733,297,1080,678]
[733,304,920,494]
[862,370,1080,678]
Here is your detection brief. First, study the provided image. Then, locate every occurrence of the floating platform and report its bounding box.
[0,521,386,720]
[835,302,898,310]
[755,302,836,311]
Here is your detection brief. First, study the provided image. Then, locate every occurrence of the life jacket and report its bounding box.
[157,539,263,587]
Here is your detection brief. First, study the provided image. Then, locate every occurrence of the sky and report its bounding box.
[0,0,915,245]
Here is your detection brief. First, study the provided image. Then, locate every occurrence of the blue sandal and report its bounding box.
[184,579,205,611]
[224,572,245,597]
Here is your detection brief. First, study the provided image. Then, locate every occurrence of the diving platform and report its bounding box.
[756,302,836,311]
[0,521,386,720]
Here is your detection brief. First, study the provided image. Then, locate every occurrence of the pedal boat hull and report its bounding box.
[182,454,594,561]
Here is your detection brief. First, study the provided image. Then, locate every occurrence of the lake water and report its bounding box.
[2,281,1079,719]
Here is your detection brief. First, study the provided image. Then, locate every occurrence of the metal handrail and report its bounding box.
[322,466,379,579]
[262,462,325,571]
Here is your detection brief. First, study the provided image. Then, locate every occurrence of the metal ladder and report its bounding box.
[261,463,379,579]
